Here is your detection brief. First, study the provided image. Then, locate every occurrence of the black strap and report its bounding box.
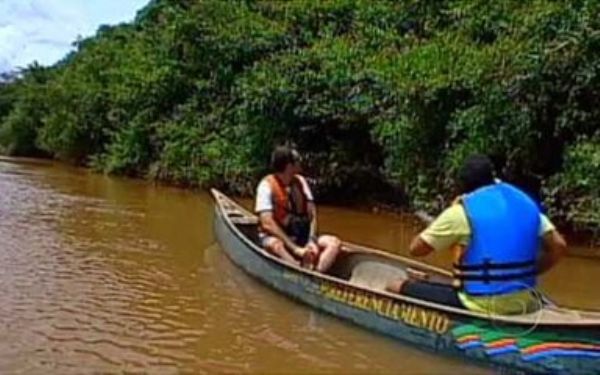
[454,269,537,282]
[271,175,306,216]
[453,258,536,271]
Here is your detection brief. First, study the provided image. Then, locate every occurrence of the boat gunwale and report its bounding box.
[211,188,600,327]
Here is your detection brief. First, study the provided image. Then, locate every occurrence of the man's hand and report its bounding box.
[298,242,319,270]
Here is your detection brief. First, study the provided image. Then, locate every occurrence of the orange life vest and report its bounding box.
[266,174,309,229]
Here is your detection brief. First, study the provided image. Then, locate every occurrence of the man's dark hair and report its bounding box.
[458,154,496,194]
[271,145,300,172]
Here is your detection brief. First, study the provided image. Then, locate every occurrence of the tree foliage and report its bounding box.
[1,0,600,230]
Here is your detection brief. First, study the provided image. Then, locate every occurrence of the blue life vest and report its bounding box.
[457,183,541,296]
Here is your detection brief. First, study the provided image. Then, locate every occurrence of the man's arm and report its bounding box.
[307,202,317,240]
[259,211,304,257]
[296,176,318,240]
[537,230,567,274]
[409,236,435,257]
[409,205,468,257]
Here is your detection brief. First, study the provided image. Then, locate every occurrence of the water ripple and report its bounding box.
[0,159,491,374]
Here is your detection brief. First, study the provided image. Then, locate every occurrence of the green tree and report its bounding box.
[1,0,600,231]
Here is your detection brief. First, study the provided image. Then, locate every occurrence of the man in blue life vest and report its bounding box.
[386,154,567,315]
[255,146,341,272]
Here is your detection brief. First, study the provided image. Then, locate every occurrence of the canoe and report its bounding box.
[211,189,600,374]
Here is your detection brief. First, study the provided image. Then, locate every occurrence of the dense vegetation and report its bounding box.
[1,0,599,234]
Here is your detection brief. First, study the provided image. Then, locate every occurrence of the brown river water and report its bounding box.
[1,157,599,374]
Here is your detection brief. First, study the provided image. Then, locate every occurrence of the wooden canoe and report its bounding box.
[211,189,600,374]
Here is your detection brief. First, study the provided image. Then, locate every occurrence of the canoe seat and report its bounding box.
[349,261,408,291]
[226,209,246,217]
[230,216,258,225]
[234,221,261,245]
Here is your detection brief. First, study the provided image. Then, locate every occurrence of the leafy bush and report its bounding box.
[545,136,600,232]
[0,64,51,156]
[1,0,600,233]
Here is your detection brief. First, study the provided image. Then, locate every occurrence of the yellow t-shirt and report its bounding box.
[420,204,555,315]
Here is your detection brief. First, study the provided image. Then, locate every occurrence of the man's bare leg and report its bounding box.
[315,235,341,273]
[264,237,299,266]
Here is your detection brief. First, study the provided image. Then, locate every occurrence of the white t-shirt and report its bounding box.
[255,175,314,213]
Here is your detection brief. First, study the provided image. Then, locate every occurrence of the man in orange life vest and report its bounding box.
[255,146,341,272]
